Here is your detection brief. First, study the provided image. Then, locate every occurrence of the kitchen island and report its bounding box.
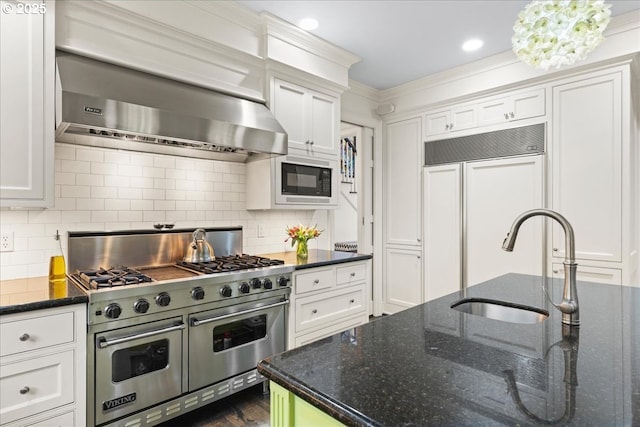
[258,273,639,426]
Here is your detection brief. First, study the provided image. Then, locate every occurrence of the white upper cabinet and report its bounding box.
[272,79,339,158]
[0,0,54,208]
[551,71,622,263]
[425,87,546,140]
[477,88,545,127]
[425,104,477,137]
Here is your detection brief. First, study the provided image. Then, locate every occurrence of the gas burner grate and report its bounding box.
[178,254,284,274]
[78,267,153,289]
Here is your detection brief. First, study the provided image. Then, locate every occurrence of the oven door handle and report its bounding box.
[97,322,185,349]
[190,300,289,327]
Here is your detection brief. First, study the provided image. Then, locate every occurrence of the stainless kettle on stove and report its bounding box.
[183,229,215,263]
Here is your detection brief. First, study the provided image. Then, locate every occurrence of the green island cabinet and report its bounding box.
[270,381,346,427]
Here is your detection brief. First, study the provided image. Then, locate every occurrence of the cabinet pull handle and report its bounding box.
[313,279,320,284]
[309,141,314,145]
[350,272,356,277]
[350,299,355,303]
[19,333,30,342]
[417,255,421,259]
[553,270,560,274]
[417,238,421,242]
[504,113,509,119]
[509,112,515,118]
[19,386,30,395]
[553,248,559,252]
[449,123,454,130]
[312,309,318,314]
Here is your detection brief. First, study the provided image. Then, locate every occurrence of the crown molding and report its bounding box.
[260,12,361,69]
[346,79,381,103]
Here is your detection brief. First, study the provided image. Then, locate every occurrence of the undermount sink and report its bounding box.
[451,298,549,324]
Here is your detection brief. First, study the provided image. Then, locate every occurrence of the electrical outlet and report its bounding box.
[257,224,265,238]
[1,232,14,252]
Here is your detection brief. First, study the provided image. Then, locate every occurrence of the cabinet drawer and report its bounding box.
[296,286,366,333]
[0,350,75,424]
[0,312,74,357]
[7,410,76,427]
[552,263,622,285]
[336,263,367,286]
[32,411,75,427]
[294,316,367,348]
[294,268,334,295]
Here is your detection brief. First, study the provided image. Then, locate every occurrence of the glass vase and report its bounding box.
[296,240,308,260]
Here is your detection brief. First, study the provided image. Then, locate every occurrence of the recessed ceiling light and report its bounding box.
[462,38,483,52]
[298,17,319,31]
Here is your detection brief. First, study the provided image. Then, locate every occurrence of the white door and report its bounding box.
[385,117,422,246]
[272,79,308,151]
[309,91,338,155]
[465,156,544,287]
[423,164,462,301]
[551,72,622,263]
[424,110,451,136]
[0,1,54,207]
[383,247,422,313]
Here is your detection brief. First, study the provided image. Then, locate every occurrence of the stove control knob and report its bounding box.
[263,278,273,289]
[239,282,251,294]
[104,303,122,319]
[155,292,171,307]
[191,287,205,300]
[133,299,150,314]
[277,276,290,287]
[250,278,262,289]
[220,285,233,298]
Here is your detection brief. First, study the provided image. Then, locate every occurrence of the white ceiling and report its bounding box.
[237,0,640,90]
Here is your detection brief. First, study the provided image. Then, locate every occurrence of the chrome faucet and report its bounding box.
[502,209,579,326]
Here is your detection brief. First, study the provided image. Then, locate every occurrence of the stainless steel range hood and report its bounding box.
[55,51,287,162]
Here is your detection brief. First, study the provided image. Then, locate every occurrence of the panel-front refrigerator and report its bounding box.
[422,123,546,301]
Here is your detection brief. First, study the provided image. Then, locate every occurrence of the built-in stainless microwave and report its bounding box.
[246,155,338,209]
[281,161,332,197]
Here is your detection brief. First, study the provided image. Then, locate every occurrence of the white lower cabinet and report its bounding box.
[288,260,370,350]
[0,304,86,427]
[383,248,422,313]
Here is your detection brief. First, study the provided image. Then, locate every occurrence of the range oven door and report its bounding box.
[94,317,184,425]
[188,297,288,391]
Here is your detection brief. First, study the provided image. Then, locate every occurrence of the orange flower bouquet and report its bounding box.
[285,224,322,259]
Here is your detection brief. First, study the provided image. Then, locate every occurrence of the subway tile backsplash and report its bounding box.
[0,143,316,281]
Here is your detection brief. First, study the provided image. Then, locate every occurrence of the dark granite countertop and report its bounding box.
[258,273,640,426]
[0,276,88,315]
[259,249,372,270]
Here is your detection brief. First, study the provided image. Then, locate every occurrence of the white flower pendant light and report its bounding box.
[512,0,612,70]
